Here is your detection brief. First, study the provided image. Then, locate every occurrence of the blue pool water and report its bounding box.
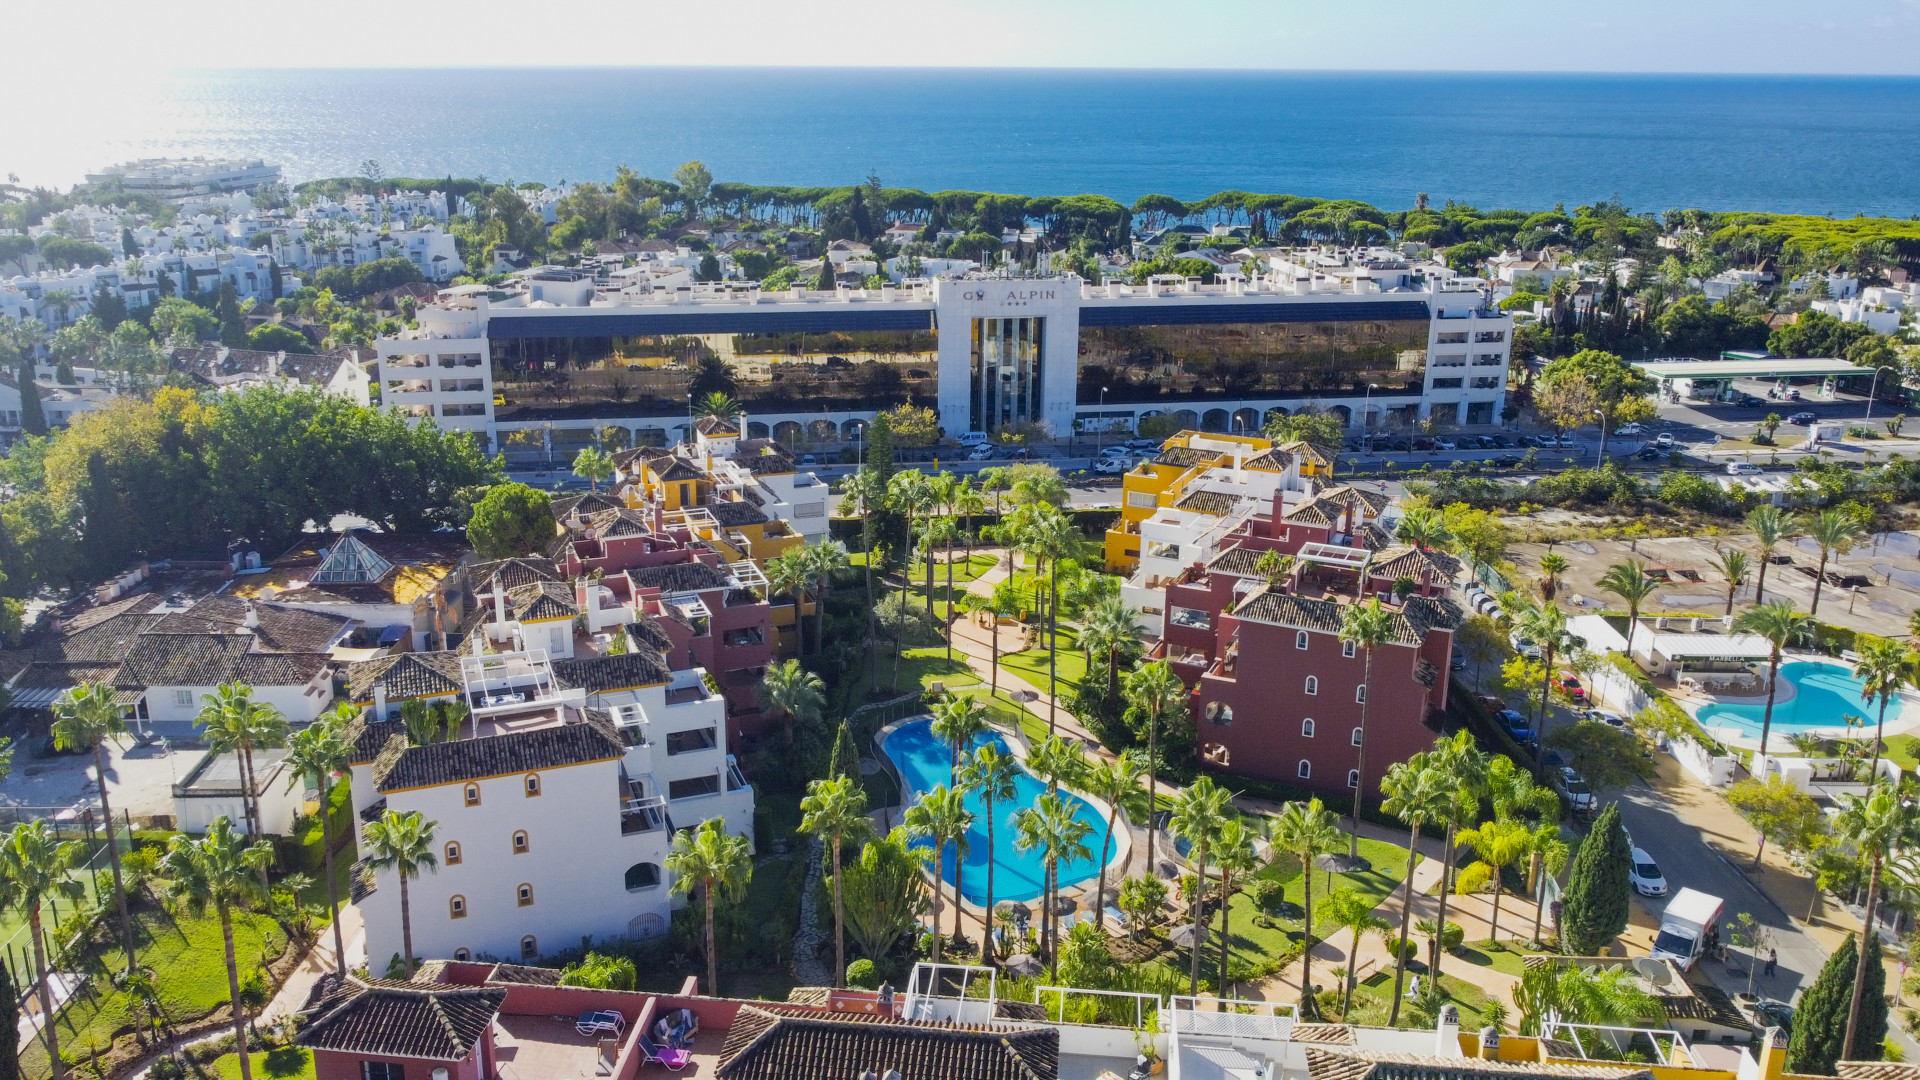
[1696,662,1894,737]
[879,718,1108,905]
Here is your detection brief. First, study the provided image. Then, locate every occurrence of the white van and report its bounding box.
[956,431,991,448]
[1726,462,1762,476]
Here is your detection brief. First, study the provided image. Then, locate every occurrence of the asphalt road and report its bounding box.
[1609,777,1826,1007]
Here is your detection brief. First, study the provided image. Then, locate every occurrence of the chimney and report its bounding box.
[1434,1004,1460,1056]
[1477,1026,1501,1061]
[373,681,388,720]
[491,572,507,624]
[242,601,261,631]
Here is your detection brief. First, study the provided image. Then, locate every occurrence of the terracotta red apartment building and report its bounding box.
[1152,485,1463,795]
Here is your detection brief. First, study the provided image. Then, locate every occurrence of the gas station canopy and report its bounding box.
[1632,357,1865,382]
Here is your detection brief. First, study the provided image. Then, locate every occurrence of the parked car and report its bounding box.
[1124,438,1162,453]
[1488,434,1511,449]
[1783,388,1801,401]
[1726,462,1763,475]
[1390,438,1413,452]
[1509,633,1541,660]
[1637,447,1665,461]
[1551,766,1595,814]
[1450,648,1468,671]
[1435,438,1457,450]
[1654,433,1675,449]
[1496,709,1535,741]
[1495,455,1523,468]
[1092,456,1130,475]
[1412,437,1436,452]
[1558,675,1587,704]
[1586,708,1628,727]
[1788,412,1817,425]
[958,430,992,447]
[1615,422,1645,437]
[799,454,818,466]
[966,446,998,461]
[1628,846,1669,897]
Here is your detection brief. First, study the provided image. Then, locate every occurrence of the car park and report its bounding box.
[1788,412,1817,425]
[1585,708,1628,727]
[1628,847,1668,897]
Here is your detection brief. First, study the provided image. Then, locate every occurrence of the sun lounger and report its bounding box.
[638,1034,689,1071]
[576,1010,624,1037]
[1104,905,1128,927]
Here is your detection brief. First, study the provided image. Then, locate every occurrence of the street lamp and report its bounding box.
[1097,387,1108,458]
[1595,409,1610,463]
[1865,365,1899,423]
[1361,382,1379,443]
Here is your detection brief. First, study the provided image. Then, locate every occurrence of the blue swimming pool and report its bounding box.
[1696,661,1893,737]
[879,717,1108,905]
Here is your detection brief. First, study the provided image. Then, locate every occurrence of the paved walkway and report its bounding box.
[261,902,364,1023]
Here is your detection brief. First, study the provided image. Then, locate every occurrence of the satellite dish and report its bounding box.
[1634,957,1673,988]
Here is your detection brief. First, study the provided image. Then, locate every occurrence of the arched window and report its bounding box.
[1301,718,1315,738]
[1347,769,1360,789]
[520,935,538,959]
[448,895,466,919]
[444,841,462,865]
[463,783,480,807]
[1296,631,1310,651]
[625,863,662,892]
[1304,676,1318,696]
[1351,727,1364,746]
[525,773,541,797]
[517,883,534,906]
[1356,684,1367,703]
[1297,760,1312,779]
[453,948,471,962]
[1343,640,1357,659]
[512,830,530,854]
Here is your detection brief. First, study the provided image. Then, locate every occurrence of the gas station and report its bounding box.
[1630,355,1876,405]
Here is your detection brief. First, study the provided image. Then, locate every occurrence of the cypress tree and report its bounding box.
[16,361,46,437]
[813,258,835,291]
[0,958,17,1080]
[268,259,283,301]
[1790,934,1857,1074]
[1852,933,1889,1061]
[217,280,247,348]
[1559,803,1630,955]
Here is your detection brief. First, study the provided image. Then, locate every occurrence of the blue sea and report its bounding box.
[12,68,1920,216]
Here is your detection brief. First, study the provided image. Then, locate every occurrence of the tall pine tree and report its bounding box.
[1790,934,1857,1074]
[1559,802,1630,955]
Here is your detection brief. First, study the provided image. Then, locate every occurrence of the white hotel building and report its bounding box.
[376,251,1510,451]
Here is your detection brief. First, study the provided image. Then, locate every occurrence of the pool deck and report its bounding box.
[874,713,1138,938]
[1673,652,1920,749]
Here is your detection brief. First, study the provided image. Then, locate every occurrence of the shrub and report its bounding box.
[1453,861,1492,895]
[844,958,878,989]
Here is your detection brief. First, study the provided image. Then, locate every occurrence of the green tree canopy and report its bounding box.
[1559,802,1631,956]
[466,483,555,559]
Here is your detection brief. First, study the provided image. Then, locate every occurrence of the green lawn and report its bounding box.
[1210,836,1416,981]
[1884,734,1919,772]
[209,1047,314,1080]
[25,901,287,1080]
[998,633,1090,700]
[0,841,113,959]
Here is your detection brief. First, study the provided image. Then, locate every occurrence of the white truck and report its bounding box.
[1649,888,1723,971]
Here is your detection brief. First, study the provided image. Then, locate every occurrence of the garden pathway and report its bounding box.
[791,836,835,988]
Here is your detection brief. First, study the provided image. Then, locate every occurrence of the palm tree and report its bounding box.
[1339,598,1396,858]
[1396,506,1452,552]
[282,707,353,976]
[1272,798,1345,998]
[1733,600,1814,762]
[765,551,812,654]
[359,809,438,979]
[801,541,850,656]
[1527,828,1570,946]
[1538,553,1570,601]
[666,818,753,996]
[983,579,1024,698]
[1805,508,1867,617]
[887,470,937,688]
[1513,600,1571,736]
[1598,561,1658,656]
[760,659,825,750]
[1014,505,1079,734]
[1027,734,1087,798]
[903,785,973,962]
[571,445,614,491]
[195,683,287,851]
[1424,730,1489,982]
[838,467,887,692]
[958,744,1020,965]
[1835,783,1920,1055]
[50,682,137,972]
[0,822,85,1079]
[1125,661,1189,872]
[1082,751,1147,934]
[1012,793,1093,980]
[1746,506,1792,605]
[1169,776,1233,994]
[917,516,959,633]
[1379,757,1453,1024]
[1324,887,1392,1017]
[1854,638,1914,780]
[799,775,869,987]
[1076,597,1141,710]
[159,818,273,1080]
[1459,817,1533,941]
[692,391,743,422]
[1211,816,1263,994]
[952,478,986,560]
[929,694,988,785]
[1715,548,1750,615]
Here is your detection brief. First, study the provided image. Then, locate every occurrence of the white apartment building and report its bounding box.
[1812,297,1903,335]
[375,293,495,438]
[85,158,282,201]
[348,642,754,967]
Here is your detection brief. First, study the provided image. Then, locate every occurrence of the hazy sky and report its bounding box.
[18,0,1920,77]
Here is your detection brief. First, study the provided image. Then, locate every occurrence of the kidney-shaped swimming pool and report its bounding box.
[879,717,1108,905]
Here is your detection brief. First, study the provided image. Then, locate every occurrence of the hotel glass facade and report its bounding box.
[970,317,1046,432]
[1077,318,1429,402]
